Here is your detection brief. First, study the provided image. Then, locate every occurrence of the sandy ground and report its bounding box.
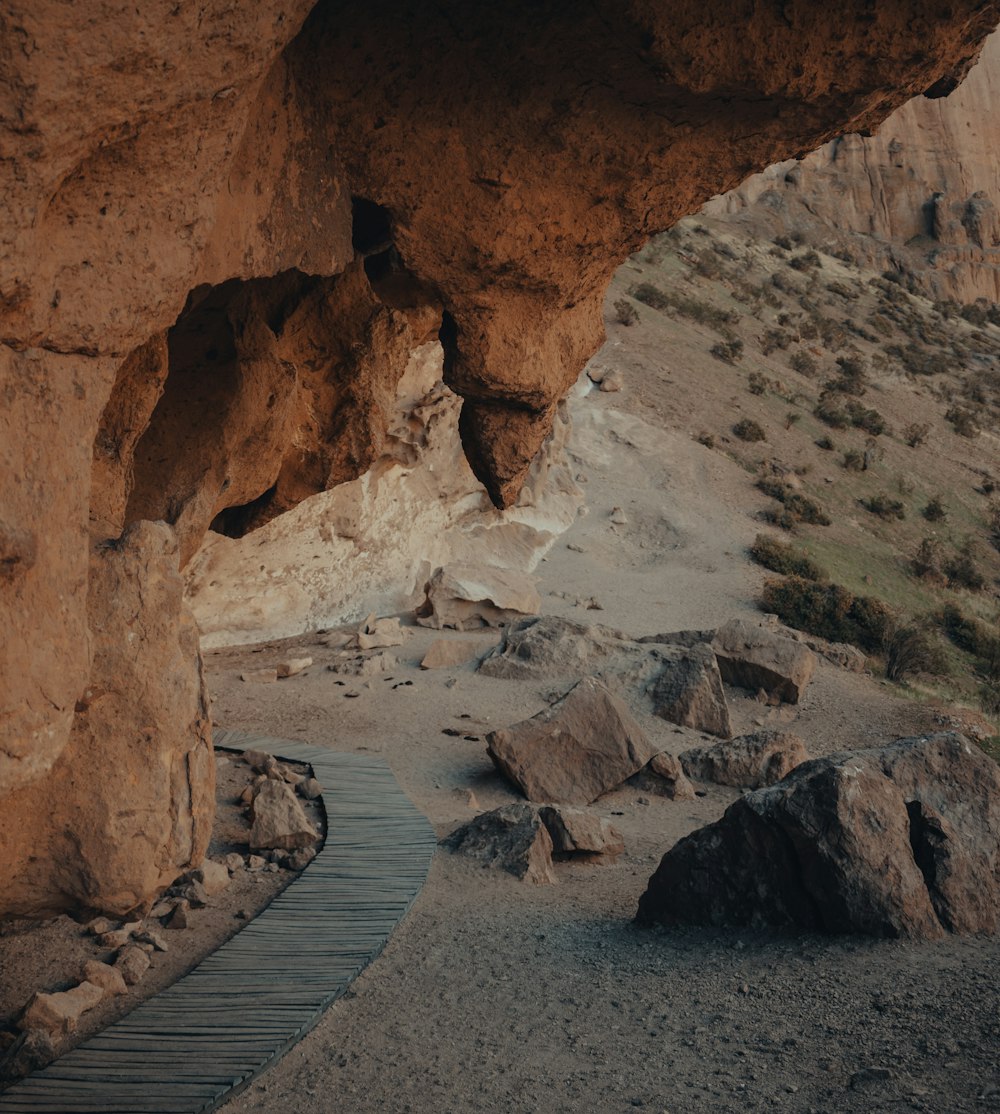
[204,367,1000,1114]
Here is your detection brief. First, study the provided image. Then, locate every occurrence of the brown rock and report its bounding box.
[165,902,190,930]
[193,859,231,896]
[650,646,732,738]
[638,734,1000,938]
[420,639,482,670]
[539,806,624,858]
[444,804,556,884]
[249,780,319,851]
[241,668,279,684]
[82,961,128,998]
[486,677,655,805]
[416,565,540,631]
[297,777,323,800]
[115,946,151,987]
[354,615,407,650]
[680,730,809,788]
[20,983,105,1037]
[478,616,635,681]
[712,619,817,704]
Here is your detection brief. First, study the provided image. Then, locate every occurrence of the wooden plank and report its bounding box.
[0,733,433,1114]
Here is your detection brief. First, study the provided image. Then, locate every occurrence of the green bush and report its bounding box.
[756,478,831,528]
[749,534,825,580]
[911,537,945,583]
[885,625,946,682]
[944,541,986,592]
[712,339,745,364]
[923,495,947,522]
[761,576,894,652]
[789,351,818,377]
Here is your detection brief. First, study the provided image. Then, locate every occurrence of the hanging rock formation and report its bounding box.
[2,0,999,916]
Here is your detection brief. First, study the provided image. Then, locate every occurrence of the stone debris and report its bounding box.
[638,734,1000,939]
[84,916,115,936]
[94,921,142,950]
[115,946,151,986]
[420,639,482,670]
[240,668,279,684]
[82,960,128,997]
[328,651,397,677]
[288,847,318,871]
[276,657,312,678]
[193,859,231,896]
[649,645,732,738]
[712,618,816,704]
[19,982,105,1037]
[134,929,168,952]
[416,564,541,631]
[249,779,319,851]
[444,803,557,885]
[224,852,246,873]
[297,777,323,800]
[486,677,655,805]
[165,901,189,930]
[609,506,628,525]
[538,806,624,858]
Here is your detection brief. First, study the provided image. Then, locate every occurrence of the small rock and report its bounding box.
[95,920,142,950]
[250,780,320,851]
[20,982,105,1036]
[185,880,210,908]
[445,803,556,884]
[247,854,267,871]
[639,752,697,801]
[319,630,352,649]
[84,916,115,936]
[277,657,312,678]
[566,543,586,553]
[240,668,278,684]
[539,805,624,858]
[420,639,482,670]
[287,847,317,871]
[241,749,272,772]
[165,902,189,930]
[134,930,169,953]
[194,859,231,896]
[149,901,173,919]
[353,614,407,651]
[82,961,128,997]
[115,946,151,987]
[297,777,323,800]
[224,852,246,873]
[599,369,624,392]
[609,506,628,525]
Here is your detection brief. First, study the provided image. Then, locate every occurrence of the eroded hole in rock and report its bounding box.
[351,196,393,255]
[210,484,279,539]
[438,309,459,378]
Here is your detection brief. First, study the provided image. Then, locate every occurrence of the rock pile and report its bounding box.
[416,564,541,631]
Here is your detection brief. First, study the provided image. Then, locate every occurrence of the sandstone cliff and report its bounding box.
[2,0,998,916]
[705,30,1000,302]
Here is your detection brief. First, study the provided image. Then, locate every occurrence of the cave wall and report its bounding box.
[2,0,999,917]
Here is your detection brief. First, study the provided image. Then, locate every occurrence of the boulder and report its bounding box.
[637,752,697,801]
[478,616,634,681]
[193,859,231,896]
[539,806,624,858]
[353,614,407,650]
[420,639,483,670]
[649,646,732,738]
[680,730,809,788]
[444,803,556,884]
[637,734,1000,939]
[20,982,105,1037]
[82,961,128,998]
[416,564,540,631]
[712,619,816,703]
[486,677,655,804]
[249,780,319,851]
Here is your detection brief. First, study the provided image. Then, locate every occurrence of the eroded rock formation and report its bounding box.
[3,0,999,915]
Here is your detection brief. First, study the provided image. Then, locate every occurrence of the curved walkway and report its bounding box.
[0,729,436,1114]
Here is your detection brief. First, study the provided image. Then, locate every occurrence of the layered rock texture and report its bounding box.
[705,30,1000,302]
[3,0,999,915]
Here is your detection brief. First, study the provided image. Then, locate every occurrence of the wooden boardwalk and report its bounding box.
[0,730,436,1114]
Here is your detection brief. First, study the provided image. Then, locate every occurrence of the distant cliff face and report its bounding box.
[705,31,1000,302]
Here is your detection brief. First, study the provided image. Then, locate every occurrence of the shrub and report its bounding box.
[826,355,867,396]
[923,495,947,522]
[945,405,980,438]
[814,394,851,429]
[789,351,818,377]
[629,283,740,332]
[911,538,945,583]
[773,234,793,250]
[712,339,745,364]
[695,430,715,449]
[788,250,822,272]
[885,625,946,682]
[944,540,986,591]
[748,371,768,395]
[762,328,792,356]
[757,479,832,529]
[936,605,1000,680]
[988,501,1000,550]
[844,399,888,436]
[761,576,894,652]
[784,411,801,430]
[842,449,864,472]
[903,422,931,448]
[733,418,765,442]
[815,436,836,451]
[749,534,825,580]
[613,298,639,326]
[861,494,906,521]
